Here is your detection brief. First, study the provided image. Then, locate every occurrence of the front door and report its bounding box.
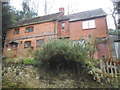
[97,42,108,59]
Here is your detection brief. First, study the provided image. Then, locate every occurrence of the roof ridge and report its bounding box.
[64,8,105,17]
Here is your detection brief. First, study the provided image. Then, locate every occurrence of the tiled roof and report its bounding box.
[61,8,106,21]
[12,12,62,27]
[12,8,106,28]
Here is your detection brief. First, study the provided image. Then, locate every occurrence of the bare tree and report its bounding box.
[43,0,55,15]
[110,0,119,29]
[110,8,118,29]
[65,1,79,15]
[29,0,39,15]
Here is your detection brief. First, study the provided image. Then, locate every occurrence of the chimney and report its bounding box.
[59,7,64,16]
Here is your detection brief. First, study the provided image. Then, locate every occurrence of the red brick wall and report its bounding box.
[57,20,70,38]
[4,21,56,57]
[6,22,55,41]
[69,17,109,40]
[4,16,111,58]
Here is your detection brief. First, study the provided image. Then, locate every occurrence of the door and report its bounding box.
[97,42,108,59]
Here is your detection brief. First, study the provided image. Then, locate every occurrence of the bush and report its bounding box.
[35,39,90,73]
[23,58,35,64]
[6,58,14,63]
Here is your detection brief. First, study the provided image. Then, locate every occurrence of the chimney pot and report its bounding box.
[59,7,64,16]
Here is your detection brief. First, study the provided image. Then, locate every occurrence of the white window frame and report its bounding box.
[62,22,65,29]
[114,41,120,59]
[82,20,96,29]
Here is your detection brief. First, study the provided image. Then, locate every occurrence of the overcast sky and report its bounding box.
[10,0,115,29]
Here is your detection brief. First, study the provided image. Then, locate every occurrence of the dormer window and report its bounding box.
[62,23,65,29]
[25,26,34,33]
[82,20,96,29]
[14,28,20,35]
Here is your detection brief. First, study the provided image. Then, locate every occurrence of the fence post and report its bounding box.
[110,62,113,75]
[100,60,104,72]
[106,62,109,73]
[114,63,117,74]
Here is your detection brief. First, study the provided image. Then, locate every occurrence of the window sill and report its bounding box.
[14,34,19,35]
[25,32,33,33]
[82,28,96,30]
[24,47,31,48]
[36,45,43,47]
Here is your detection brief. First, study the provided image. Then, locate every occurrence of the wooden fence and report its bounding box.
[99,59,120,74]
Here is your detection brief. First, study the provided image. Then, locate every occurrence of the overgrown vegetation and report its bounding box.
[6,57,35,64]
[35,40,90,73]
[23,58,35,64]
[34,39,120,88]
[109,29,120,35]
[3,39,120,88]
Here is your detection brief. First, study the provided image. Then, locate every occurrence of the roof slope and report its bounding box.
[12,12,62,27]
[61,8,106,21]
[12,8,106,28]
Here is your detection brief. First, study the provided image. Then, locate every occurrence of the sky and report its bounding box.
[10,0,115,29]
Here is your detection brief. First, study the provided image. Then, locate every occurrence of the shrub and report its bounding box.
[6,58,14,63]
[35,39,90,73]
[23,58,35,64]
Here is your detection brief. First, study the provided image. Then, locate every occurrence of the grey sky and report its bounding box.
[10,0,115,29]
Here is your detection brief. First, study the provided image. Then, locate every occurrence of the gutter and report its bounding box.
[69,15,106,22]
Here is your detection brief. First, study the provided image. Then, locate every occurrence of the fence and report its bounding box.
[99,59,120,74]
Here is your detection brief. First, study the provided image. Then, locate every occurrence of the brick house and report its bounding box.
[3,8,111,59]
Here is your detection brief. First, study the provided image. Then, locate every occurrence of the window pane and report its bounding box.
[36,39,44,46]
[82,20,95,29]
[25,27,34,33]
[89,20,95,28]
[24,41,31,47]
[14,28,19,35]
[82,21,89,29]
[62,23,65,29]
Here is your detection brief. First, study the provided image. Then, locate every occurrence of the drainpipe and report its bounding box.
[54,20,58,39]
[105,17,112,59]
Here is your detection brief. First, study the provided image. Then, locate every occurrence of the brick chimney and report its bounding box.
[59,7,64,16]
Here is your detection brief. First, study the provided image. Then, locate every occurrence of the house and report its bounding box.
[3,8,111,59]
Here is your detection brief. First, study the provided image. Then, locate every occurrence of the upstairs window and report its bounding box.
[82,20,96,29]
[24,41,31,48]
[25,26,34,33]
[62,23,65,29]
[14,28,20,35]
[36,39,44,47]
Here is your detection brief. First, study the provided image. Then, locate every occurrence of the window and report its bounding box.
[19,41,22,44]
[82,20,95,29]
[62,23,65,29]
[36,39,44,46]
[72,39,85,47]
[24,41,31,48]
[114,41,120,59]
[14,28,20,35]
[25,26,34,33]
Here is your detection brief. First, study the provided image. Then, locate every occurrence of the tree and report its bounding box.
[43,0,55,15]
[66,2,78,15]
[111,0,120,29]
[2,0,38,48]
[2,2,15,48]
[17,0,38,20]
